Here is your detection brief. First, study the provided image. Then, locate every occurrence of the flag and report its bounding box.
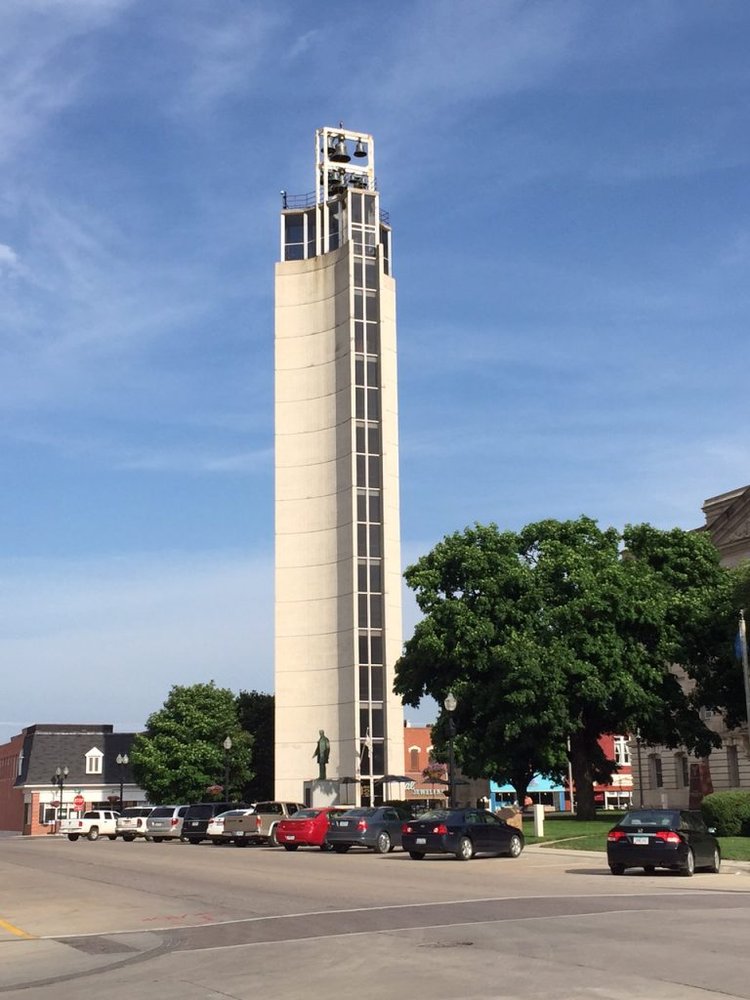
[736,612,748,662]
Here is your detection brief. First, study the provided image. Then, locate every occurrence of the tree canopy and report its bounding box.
[395,517,734,818]
[237,690,274,801]
[131,681,253,804]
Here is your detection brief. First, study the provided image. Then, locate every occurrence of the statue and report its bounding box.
[313,729,330,780]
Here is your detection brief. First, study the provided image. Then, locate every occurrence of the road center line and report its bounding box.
[0,917,34,940]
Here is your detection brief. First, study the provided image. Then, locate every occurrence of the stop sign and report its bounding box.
[73,795,85,809]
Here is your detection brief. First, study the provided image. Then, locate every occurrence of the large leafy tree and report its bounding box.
[131,682,253,804]
[395,518,732,819]
[237,690,274,801]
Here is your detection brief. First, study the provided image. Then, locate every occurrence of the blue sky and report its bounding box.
[2,0,749,741]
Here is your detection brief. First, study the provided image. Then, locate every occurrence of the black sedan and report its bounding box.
[606,808,721,877]
[401,808,524,861]
[325,807,406,854]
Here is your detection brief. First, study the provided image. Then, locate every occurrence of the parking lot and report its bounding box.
[2,834,750,999]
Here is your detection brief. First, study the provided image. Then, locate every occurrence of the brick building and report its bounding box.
[0,723,146,835]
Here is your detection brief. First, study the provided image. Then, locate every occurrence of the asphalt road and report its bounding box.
[1,835,749,999]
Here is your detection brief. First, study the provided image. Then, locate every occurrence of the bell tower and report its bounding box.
[274,127,404,805]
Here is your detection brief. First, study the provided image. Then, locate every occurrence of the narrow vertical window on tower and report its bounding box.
[275,127,404,806]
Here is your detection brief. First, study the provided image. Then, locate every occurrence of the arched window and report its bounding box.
[409,747,420,771]
[674,753,689,788]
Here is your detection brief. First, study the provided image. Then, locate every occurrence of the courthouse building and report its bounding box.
[274,127,405,803]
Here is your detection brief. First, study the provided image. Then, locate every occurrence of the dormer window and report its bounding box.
[85,747,104,775]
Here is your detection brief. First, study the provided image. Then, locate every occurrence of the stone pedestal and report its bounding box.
[303,779,358,808]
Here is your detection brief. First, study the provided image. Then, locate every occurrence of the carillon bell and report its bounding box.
[353,138,367,158]
[330,136,351,163]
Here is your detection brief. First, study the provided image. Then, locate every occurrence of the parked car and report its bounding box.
[275,806,351,851]
[401,808,524,861]
[325,806,407,854]
[116,806,155,841]
[60,810,119,841]
[145,804,189,842]
[606,808,721,877]
[207,808,255,844]
[225,801,303,846]
[182,802,248,844]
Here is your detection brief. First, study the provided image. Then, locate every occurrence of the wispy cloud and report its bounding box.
[0,0,133,162]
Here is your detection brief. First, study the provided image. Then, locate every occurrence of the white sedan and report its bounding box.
[206,809,255,844]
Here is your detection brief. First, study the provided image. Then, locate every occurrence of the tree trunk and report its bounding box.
[570,732,597,820]
[510,765,534,811]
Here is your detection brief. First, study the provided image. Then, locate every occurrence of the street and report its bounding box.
[1,835,749,999]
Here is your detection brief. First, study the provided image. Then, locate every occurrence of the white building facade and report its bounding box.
[274,127,405,804]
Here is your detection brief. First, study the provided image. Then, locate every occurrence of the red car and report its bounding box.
[275,807,350,851]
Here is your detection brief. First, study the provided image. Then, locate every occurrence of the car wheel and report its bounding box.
[507,834,523,859]
[188,838,201,845]
[333,845,350,854]
[67,834,79,842]
[320,842,334,851]
[108,835,117,841]
[234,839,248,847]
[152,837,164,843]
[269,825,280,846]
[374,831,391,855]
[708,847,721,874]
[609,864,625,875]
[456,836,474,861]
[680,848,695,877]
[122,835,135,842]
[87,827,100,841]
[283,844,299,851]
[643,865,656,874]
[409,851,425,860]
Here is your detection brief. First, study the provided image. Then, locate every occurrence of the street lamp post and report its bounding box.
[444,692,457,809]
[51,766,69,833]
[635,734,644,807]
[116,753,129,812]
[223,736,232,800]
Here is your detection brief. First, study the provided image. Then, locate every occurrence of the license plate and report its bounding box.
[339,821,349,827]
[416,837,426,845]
[235,830,245,836]
[633,836,649,845]
[285,835,295,841]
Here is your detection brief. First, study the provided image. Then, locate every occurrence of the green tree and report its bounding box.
[237,690,274,801]
[131,682,253,804]
[395,518,732,819]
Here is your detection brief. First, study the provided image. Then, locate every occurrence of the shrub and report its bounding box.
[701,791,750,837]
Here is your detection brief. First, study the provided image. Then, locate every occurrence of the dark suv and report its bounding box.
[182,802,248,844]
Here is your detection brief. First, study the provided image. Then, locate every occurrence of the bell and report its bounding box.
[353,138,367,158]
[328,169,346,194]
[330,137,351,163]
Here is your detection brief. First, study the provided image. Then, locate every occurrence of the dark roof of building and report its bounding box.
[17,725,139,786]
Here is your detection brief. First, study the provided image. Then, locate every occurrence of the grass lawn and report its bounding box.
[521,813,750,861]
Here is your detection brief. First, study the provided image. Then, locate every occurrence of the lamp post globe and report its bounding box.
[223,737,233,799]
[116,753,129,813]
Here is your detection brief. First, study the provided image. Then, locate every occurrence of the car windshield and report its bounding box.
[121,808,152,817]
[291,809,320,819]
[416,810,452,821]
[149,806,179,817]
[218,810,249,819]
[619,810,680,829]
[337,808,376,818]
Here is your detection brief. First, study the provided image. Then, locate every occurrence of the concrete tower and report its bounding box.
[274,127,404,804]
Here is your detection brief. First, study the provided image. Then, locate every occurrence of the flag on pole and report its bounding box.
[359,727,373,760]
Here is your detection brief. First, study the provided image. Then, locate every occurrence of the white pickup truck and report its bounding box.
[61,810,119,841]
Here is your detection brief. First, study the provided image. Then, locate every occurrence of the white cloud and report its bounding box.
[0,0,133,162]
[0,243,20,273]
